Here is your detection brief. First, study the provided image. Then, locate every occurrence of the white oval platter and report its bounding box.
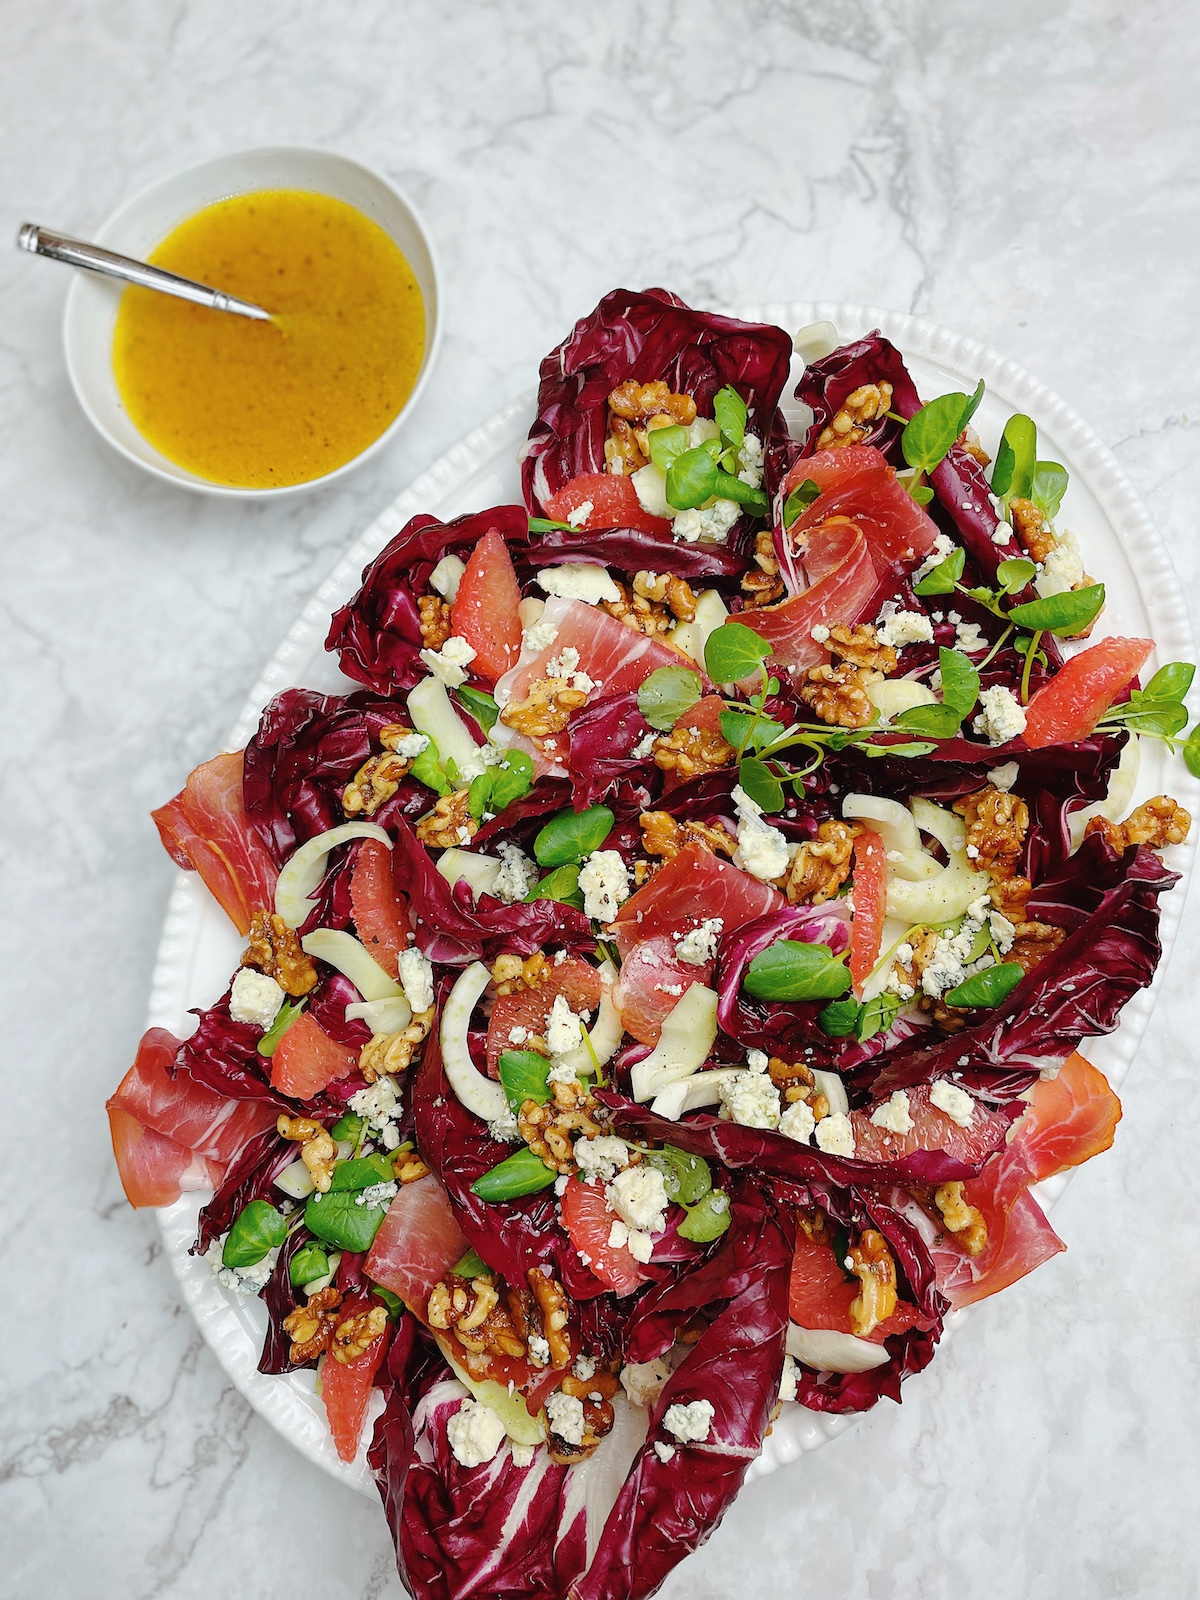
[147,302,1198,1494]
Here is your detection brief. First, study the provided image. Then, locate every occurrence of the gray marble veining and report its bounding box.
[1,3,1198,1596]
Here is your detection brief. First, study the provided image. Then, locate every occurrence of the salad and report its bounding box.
[108,288,1197,1600]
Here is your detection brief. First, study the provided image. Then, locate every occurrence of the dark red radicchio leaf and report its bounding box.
[258,1228,314,1374]
[243,686,430,863]
[522,287,793,534]
[566,692,655,809]
[797,333,1027,586]
[569,1184,792,1600]
[193,1127,294,1254]
[326,506,531,695]
[391,816,595,965]
[857,834,1178,1105]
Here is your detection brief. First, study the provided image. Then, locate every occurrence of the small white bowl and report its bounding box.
[62,146,441,497]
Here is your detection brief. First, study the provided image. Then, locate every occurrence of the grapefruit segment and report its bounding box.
[320,1294,390,1462]
[545,473,674,538]
[1022,636,1153,748]
[559,1176,652,1296]
[350,838,409,978]
[612,935,708,1047]
[450,528,524,683]
[848,830,887,995]
[485,956,603,1075]
[270,1013,359,1100]
[789,1225,925,1343]
[849,1084,1012,1166]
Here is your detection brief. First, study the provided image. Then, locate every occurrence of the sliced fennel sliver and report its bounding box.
[651,1067,744,1121]
[441,962,508,1124]
[408,675,485,781]
[301,929,403,1001]
[437,848,502,900]
[812,1069,849,1118]
[275,1158,317,1200]
[275,822,391,929]
[437,1337,543,1445]
[552,961,622,1078]
[346,996,412,1033]
[865,678,938,726]
[842,793,925,858]
[885,798,988,925]
[629,984,719,1103]
[786,1323,889,1374]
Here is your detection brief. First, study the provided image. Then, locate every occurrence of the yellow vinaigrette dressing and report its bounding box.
[112,189,425,488]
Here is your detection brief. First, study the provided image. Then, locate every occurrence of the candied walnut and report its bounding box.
[824,623,897,675]
[342,737,416,816]
[277,1114,337,1192]
[1008,498,1058,565]
[359,1010,434,1083]
[427,1273,527,1364]
[780,819,859,906]
[283,1286,342,1364]
[560,1370,620,1402]
[517,1078,606,1173]
[604,416,647,475]
[653,723,735,780]
[799,662,882,729]
[1007,920,1065,975]
[242,911,318,997]
[815,381,894,451]
[934,1182,988,1258]
[953,785,1029,879]
[331,1303,388,1364]
[527,1268,572,1368]
[796,1206,837,1247]
[492,951,549,996]
[634,570,696,621]
[607,379,697,427]
[766,1056,829,1115]
[990,875,1031,921]
[415,789,478,849]
[958,425,991,468]
[847,1229,898,1337]
[418,593,453,650]
[638,810,737,862]
[394,1150,430,1184]
[920,995,969,1034]
[1087,794,1191,853]
[501,676,589,739]
[742,528,785,607]
[546,1397,616,1464]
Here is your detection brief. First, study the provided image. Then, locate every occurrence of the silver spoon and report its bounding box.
[17,222,273,322]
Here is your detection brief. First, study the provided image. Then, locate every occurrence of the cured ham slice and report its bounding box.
[152,749,278,935]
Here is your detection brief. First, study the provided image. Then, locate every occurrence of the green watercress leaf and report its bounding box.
[1185,724,1200,780]
[782,477,820,529]
[454,686,500,733]
[468,772,493,821]
[996,556,1036,595]
[711,471,768,514]
[991,413,1037,500]
[488,750,535,813]
[1144,662,1195,703]
[498,1049,552,1111]
[856,991,904,1043]
[289,1244,330,1288]
[713,384,747,450]
[524,863,584,908]
[223,1200,288,1269]
[720,709,785,754]
[736,756,785,813]
[1030,460,1068,520]
[329,1110,365,1143]
[944,961,1025,1009]
[864,739,939,758]
[645,1146,712,1206]
[1008,582,1105,636]
[816,997,861,1038]
[913,545,964,596]
[534,805,615,867]
[938,647,981,716]
[892,702,964,739]
[901,380,985,475]
[638,666,704,731]
[451,1248,490,1278]
[328,1152,395,1191]
[645,422,691,473]
[1106,698,1190,737]
[410,737,452,797]
[677,1188,731,1243]
[666,441,721,509]
[257,999,305,1058]
[528,517,576,534]
[743,940,851,1002]
[704,621,770,684]
[304,1189,390,1253]
[471,1146,559,1202]
[910,484,935,505]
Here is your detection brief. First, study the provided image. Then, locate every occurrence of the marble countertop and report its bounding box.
[2,4,1198,1597]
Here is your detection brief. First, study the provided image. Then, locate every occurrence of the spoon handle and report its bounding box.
[17,222,272,322]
